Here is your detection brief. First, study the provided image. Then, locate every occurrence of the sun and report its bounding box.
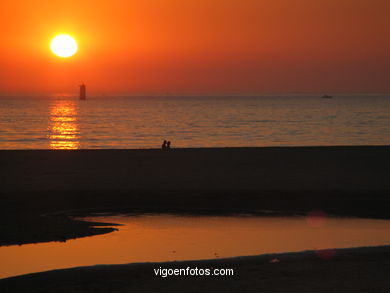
[50,34,78,58]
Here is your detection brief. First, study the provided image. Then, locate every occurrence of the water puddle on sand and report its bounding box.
[1,214,390,278]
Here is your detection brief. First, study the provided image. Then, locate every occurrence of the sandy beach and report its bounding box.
[1,245,390,292]
[1,146,390,291]
[1,146,390,245]
[2,146,390,196]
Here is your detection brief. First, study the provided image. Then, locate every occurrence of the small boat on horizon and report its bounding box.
[321,94,333,99]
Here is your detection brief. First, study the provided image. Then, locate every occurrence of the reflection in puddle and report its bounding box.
[1,215,390,278]
[48,100,80,149]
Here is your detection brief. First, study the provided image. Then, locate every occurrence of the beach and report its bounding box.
[1,146,390,291]
[1,146,390,245]
[1,246,390,292]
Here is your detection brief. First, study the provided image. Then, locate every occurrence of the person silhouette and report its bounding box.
[162,140,167,149]
[167,141,171,149]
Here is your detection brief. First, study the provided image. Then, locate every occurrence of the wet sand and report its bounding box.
[1,245,390,292]
[1,146,390,245]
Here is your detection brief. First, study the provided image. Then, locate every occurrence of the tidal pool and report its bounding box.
[1,214,390,278]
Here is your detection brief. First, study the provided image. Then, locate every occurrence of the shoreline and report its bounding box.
[1,146,390,246]
[2,144,390,153]
[1,146,390,291]
[2,245,390,292]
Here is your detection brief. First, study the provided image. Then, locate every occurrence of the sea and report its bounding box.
[0,94,389,149]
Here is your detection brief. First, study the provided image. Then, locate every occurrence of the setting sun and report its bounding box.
[50,34,78,58]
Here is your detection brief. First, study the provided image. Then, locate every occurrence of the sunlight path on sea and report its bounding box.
[48,99,80,149]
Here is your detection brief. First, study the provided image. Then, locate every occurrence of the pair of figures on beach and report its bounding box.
[162,140,171,149]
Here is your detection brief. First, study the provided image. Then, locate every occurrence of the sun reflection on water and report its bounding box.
[48,100,80,149]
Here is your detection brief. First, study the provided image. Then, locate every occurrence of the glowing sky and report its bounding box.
[0,0,389,94]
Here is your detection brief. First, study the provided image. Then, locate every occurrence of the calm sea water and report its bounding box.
[0,94,389,149]
[2,215,390,278]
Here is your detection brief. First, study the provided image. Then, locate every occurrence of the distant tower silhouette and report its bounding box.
[79,84,86,100]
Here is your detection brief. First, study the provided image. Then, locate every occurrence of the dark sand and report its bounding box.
[1,246,390,292]
[1,146,390,245]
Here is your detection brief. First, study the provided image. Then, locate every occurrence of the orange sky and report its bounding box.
[0,0,389,94]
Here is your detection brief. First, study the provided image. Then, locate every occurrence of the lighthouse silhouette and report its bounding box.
[79,84,86,100]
